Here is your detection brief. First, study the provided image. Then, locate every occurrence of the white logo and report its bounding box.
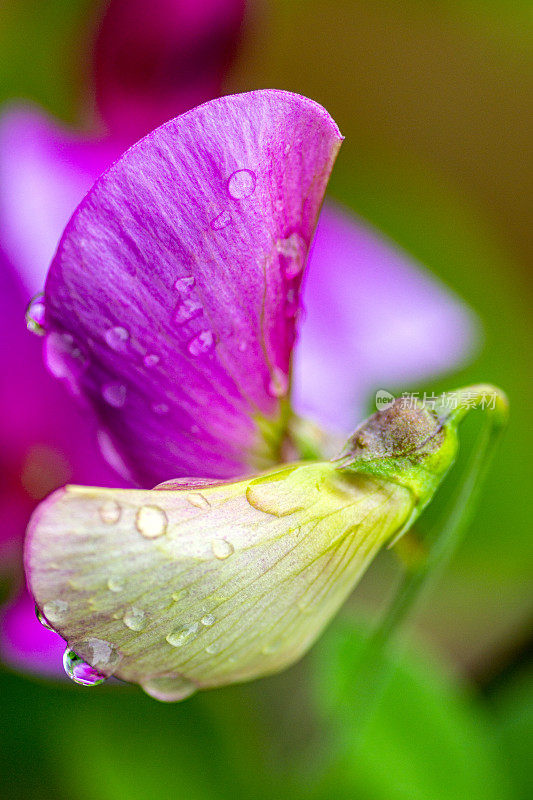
[375,389,395,410]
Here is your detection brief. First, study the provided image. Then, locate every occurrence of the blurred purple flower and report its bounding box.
[0,12,476,679]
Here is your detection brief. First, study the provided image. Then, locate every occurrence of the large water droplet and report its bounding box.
[35,605,54,631]
[42,599,68,624]
[99,499,121,525]
[166,622,199,647]
[187,330,215,356]
[123,606,147,631]
[143,353,160,368]
[63,649,107,686]
[277,233,307,279]
[174,298,202,325]
[227,169,256,199]
[187,493,210,509]
[141,674,197,702]
[74,637,121,671]
[201,613,215,627]
[174,276,195,293]
[102,382,127,408]
[211,538,234,560]
[210,210,231,230]
[267,367,288,398]
[136,505,168,539]
[25,293,46,335]
[105,325,129,351]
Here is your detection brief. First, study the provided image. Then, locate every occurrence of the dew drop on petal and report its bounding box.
[171,588,188,602]
[174,298,202,324]
[187,493,210,509]
[210,210,231,230]
[45,332,88,387]
[73,637,121,673]
[205,642,221,655]
[42,599,68,624]
[277,233,307,279]
[63,649,107,686]
[166,622,199,647]
[25,293,46,335]
[151,402,170,415]
[227,169,256,199]
[211,538,234,560]
[35,605,53,631]
[187,330,215,356]
[99,499,121,525]
[141,675,197,702]
[102,382,127,408]
[267,367,289,398]
[104,325,129,351]
[123,606,147,631]
[107,577,124,593]
[143,353,160,368]
[136,505,168,539]
[201,613,216,627]
[174,276,195,293]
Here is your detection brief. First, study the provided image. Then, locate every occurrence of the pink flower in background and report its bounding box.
[0,5,476,678]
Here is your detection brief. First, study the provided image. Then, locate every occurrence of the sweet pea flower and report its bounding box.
[23,90,476,699]
[0,0,246,673]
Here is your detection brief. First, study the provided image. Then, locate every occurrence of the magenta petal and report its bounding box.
[293,203,478,432]
[0,590,65,677]
[0,106,119,295]
[94,0,246,142]
[44,91,343,486]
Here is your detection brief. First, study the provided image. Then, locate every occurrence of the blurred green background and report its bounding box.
[1,0,531,798]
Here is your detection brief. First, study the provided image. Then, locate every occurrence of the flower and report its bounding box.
[22,90,475,697]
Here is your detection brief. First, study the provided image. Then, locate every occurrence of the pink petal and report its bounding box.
[44,91,342,486]
[0,106,119,295]
[293,204,479,433]
[94,0,246,142]
[0,589,65,677]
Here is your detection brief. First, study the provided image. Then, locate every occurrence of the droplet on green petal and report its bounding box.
[26,388,496,700]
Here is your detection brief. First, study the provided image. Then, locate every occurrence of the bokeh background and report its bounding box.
[0,1,531,798]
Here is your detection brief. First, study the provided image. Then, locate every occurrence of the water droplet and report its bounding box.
[107,577,124,593]
[174,276,195,293]
[277,233,307,279]
[267,367,288,398]
[45,332,88,384]
[187,493,210,509]
[171,588,188,602]
[238,340,247,352]
[102,382,127,408]
[123,606,147,631]
[144,353,160,368]
[187,329,215,356]
[75,637,121,670]
[42,599,68,624]
[201,613,215,627]
[63,649,107,686]
[174,298,202,324]
[284,143,291,155]
[227,169,256,199]
[104,325,129,351]
[285,287,299,318]
[99,499,121,525]
[205,642,221,655]
[152,402,169,415]
[25,293,46,335]
[211,538,234,560]
[141,675,197,702]
[166,622,199,647]
[35,605,53,631]
[211,210,231,230]
[136,505,168,539]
